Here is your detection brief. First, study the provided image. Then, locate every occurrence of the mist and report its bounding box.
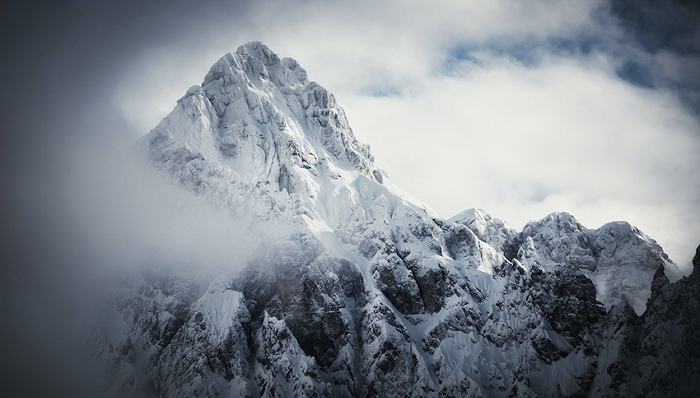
[0,3,260,395]
[2,0,700,395]
[1,103,258,397]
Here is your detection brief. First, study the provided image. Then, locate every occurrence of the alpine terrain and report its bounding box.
[91,42,700,397]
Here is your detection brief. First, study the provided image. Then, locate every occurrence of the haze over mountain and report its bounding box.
[2,2,700,397]
[86,42,700,397]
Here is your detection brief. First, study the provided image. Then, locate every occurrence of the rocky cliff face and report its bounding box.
[93,42,699,398]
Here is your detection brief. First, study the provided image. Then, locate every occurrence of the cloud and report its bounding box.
[0,116,259,397]
[0,3,258,390]
[1,0,699,393]
[109,0,610,133]
[345,51,700,269]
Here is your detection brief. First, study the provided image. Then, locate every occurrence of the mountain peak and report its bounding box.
[140,43,386,227]
[202,42,307,88]
[236,40,270,56]
[234,41,280,65]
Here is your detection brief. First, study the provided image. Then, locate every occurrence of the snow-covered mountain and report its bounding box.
[92,42,699,397]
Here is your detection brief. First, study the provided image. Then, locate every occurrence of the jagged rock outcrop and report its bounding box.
[636,246,700,396]
[93,42,699,398]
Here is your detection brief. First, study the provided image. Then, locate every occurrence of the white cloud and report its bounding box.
[110,0,700,270]
[345,52,700,269]
[114,0,606,135]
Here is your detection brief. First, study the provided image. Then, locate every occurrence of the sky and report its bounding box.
[1,0,699,395]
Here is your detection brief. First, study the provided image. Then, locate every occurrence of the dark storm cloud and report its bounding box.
[436,0,700,110]
[609,0,700,110]
[612,0,700,54]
